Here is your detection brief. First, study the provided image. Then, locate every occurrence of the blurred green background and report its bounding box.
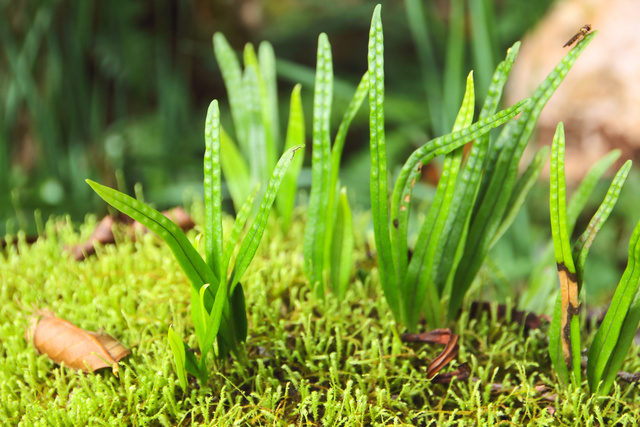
[1,0,556,235]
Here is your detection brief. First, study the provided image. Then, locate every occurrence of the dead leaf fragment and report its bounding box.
[401,328,462,381]
[26,312,130,376]
[401,328,452,345]
[426,331,459,379]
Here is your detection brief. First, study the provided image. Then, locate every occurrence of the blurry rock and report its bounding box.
[506,0,640,182]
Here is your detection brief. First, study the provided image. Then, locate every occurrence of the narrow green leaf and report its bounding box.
[190,286,206,353]
[184,344,201,379]
[468,0,495,97]
[567,150,621,231]
[86,180,218,305]
[259,41,280,169]
[548,122,580,386]
[403,71,475,331]
[390,98,529,284]
[550,124,575,270]
[323,72,368,287]
[230,283,248,343]
[434,42,520,295]
[277,84,305,231]
[588,218,640,395]
[598,303,640,395]
[167,327,188,389]
[204,100,224,281]
[220,128,251,213]
[331,187,354,301]
[368,5,399,319]
[212,33,247,148]
[403,0,443,134]
[303,32,333,297]
[490,145,549,248]
[449,31,596,320]
[442,0,464,132]
[223,183,260,276]
[200,280,228,371]
[548,296,569,384]
[246,42,276,174]
[231,146,303,290]
[242,57,268,186]
[522,149,621,313]
[573,160,632,285]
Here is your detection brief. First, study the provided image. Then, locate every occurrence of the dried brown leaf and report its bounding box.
[401,328,461,381]
[426,331,459,379]
[26,312,130,376]
[401,328,452,345]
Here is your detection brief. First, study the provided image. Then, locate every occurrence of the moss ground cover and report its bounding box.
[2,211,640,425]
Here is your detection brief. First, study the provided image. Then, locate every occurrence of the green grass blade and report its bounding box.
[190,286,206,353]
[588,218,640,395]
[231,146,303,290]
[549,124,575,268]
[597,303,640,396]
[323,72,368,288]
[548,295,569,384]
[566,150,621,231]
[468,0,495,97]
[86,180,218,303]
[242,53,268,186]
[204,100,224,281]
[490,145,549,248]
[259,41,280,170]
[522,149,621,312]
[223,183,261,277]
[213,33,247,149]
[220,127,251,212]
[303,32,333,297]
[548,122,580,385]
[276,85,305,231]
[403,0,443,134]
[434,42,520,294]
[368,5,399,319]
[167,327,188,389]
[200,280,228,371]
[442,0,464,132]
[403,71,475,331]
[448,31,596,320]
[331,187,354,301]
[573,160,632,285]
[230,283,248,343]
[390,99,529,285]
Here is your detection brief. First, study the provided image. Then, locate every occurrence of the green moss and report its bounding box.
[2,212,640,425]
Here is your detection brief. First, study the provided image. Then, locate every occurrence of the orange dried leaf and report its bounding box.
[26,313,130,376]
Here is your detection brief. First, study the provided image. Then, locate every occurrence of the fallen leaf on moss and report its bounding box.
[26,312,130,376]
[426,330,459,379]
[401,328,452,345]
[401,328,461,381]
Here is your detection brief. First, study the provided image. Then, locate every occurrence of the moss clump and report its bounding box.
[2,213,640,425]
